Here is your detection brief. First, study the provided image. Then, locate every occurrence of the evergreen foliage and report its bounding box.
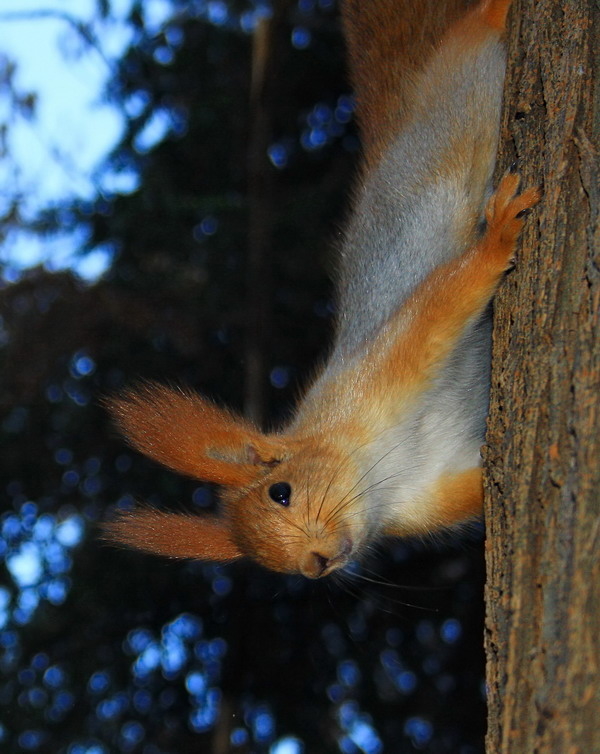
[0,2,486,751]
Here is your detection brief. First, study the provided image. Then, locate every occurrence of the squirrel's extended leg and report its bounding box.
[383,467,484,536]
[371,172,540,401]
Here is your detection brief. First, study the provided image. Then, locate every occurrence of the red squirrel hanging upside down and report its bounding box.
[104,0,539,579]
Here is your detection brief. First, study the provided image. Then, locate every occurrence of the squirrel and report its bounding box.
[104,0,539,579]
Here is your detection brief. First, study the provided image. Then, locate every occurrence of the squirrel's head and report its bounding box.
[221,445,364,578]
[103,384,368,578]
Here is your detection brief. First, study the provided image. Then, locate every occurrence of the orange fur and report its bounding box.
[383,468,484,536]
[341,0,512,171]
[377,174,540,400]
[341,0,472,170]
[104,0,539,577]
[102,507,242,561]
[108,384,289,486]
[430,468,485,525]
[480,0,514,31]
[104,174,538,571]
[299,173,540,430]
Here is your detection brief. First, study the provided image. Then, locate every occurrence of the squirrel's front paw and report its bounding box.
[485,171,540,261]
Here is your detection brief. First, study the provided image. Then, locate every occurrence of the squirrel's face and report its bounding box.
[225,446,367,578]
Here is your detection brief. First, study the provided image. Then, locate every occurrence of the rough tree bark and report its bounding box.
[484,0,599,752]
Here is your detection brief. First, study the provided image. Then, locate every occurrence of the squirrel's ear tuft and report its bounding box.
[106,383,285,486]
[102,507,243,562]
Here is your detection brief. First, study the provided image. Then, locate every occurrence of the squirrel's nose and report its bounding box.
[311,552,330,577]
[300,551,331,579]
[300,538,353,579]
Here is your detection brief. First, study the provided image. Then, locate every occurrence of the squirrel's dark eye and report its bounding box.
[268,482,291,506]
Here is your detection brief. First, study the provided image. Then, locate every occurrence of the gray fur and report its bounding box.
[298,33,507,525]
[336,36,506,351]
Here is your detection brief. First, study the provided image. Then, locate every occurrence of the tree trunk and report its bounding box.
[244,0,293,425]
[484,1,599,752]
